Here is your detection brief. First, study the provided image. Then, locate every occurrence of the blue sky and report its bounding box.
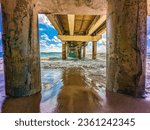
[38,14,62,52]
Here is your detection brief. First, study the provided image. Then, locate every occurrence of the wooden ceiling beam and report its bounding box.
[58,35,102,42]
[46,14,64,35]
[96,27,106,36]
[67,14,75,35]
[87,15,106,35]
[94,22,106,36]
[86,16,100,34]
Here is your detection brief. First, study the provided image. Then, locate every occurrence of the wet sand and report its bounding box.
[41,68,102,113]
[1,67,150,113]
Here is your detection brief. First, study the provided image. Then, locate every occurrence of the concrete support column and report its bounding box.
[1,0,41,97]
[92,41,97,59]
[83,46,86,58]
[62,42,66,60]
[106,0,147,97]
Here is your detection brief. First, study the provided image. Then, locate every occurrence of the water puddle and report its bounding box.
[40,68,101,113]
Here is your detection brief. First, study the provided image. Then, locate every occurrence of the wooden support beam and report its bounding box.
[96,28,106,35]
[86,16,100,34]
[87,15,106,35]
[92,41,97,59]
[77,43,82,59]
[66,44,69,57]
[83,46,86,58]
[58,35,101,42]
[46,14,64,35]
[67,14,75,35]
[62,42,67,60]
[94,22,106,36]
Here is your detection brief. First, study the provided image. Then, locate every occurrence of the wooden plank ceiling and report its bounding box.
[46,14,106,41]
[56,14,106,35]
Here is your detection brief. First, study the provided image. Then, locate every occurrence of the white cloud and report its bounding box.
[39,28,45,31]
[41,34,51,42]
[147,35,150,40]
[38,14,55,29]
[40,43,62,52]
[40,33,61,43]
[147,47,150,53]
[86,38,106,54]
[97,45,106,53]
[56,43,62,48]
[52,36,61,43]
[40,34,62,52]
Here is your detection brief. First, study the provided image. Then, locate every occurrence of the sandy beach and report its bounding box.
[41,53,106,89]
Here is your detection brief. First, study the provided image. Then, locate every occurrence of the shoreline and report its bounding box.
[41,55,106,88]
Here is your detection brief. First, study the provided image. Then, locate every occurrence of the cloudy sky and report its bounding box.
[38,14,62,52]
[86,33,106,54]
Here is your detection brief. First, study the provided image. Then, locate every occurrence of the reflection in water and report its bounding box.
[55,68,102,113]
[2,93,41,113]
[40,69,64,112]
[40,68,102,113]
[1,67,150,113]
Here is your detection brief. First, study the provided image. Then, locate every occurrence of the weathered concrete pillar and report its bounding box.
[62,41,66,60]
[83,46,86,58]
[1,0,41,97]
[92,41,97,59]
[106,0,147,97]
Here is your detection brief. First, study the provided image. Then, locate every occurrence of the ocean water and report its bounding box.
[0,52,62,58]
[40,52,62,59]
